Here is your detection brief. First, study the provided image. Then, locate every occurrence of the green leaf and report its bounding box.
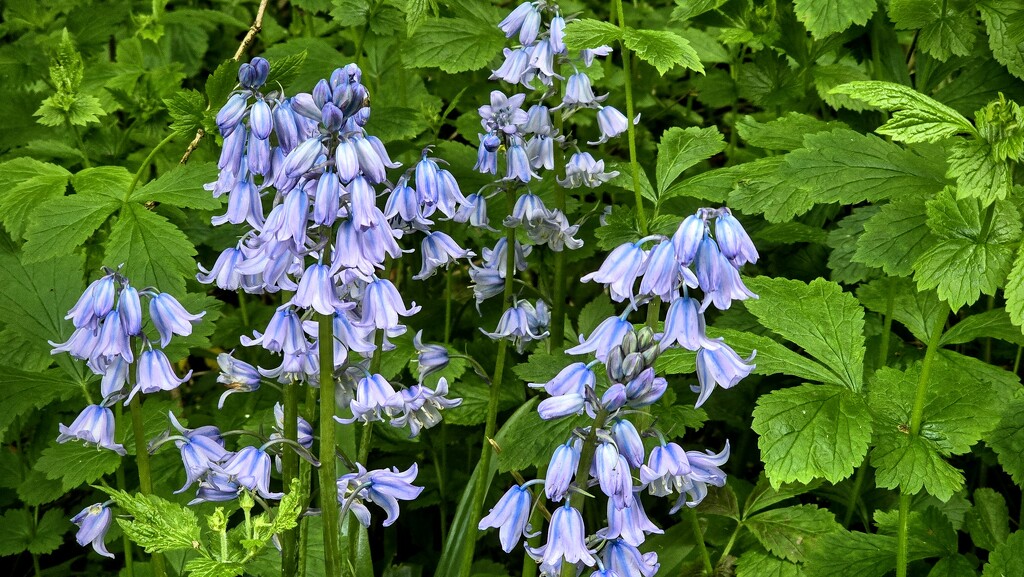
[1006,244,1024,330]
[164,89,206,139]
[655,126,725,194]
[562,19,622,51]
[36,442,122,491]
[889,0,977,60]
[404,11,506,73]
[0,158,71,240]
[743,474,823,518]
[979,0,1024,80]
[0,508,67,556]
[941,309,1024,347]
[930,555,980,577]
[947,139,1012,205]
[793,0,876,38]
[103,488,202,553]
[205,60,240,111]
[130,162,221,209]
[736,549,802,577]
[854,194,934,277]
[607,161,657,205]
[17,469,65,507]
[709,327,842,386]
[988,396,1024,485]
[183,557,245,577]
[104,203,198,296]
[622,28,703,75]
[671,0,726,22]
[494,398,587,472]
[982,530,1024,577]
[803,530,897,577]
[405,0,435,35]
[814,62,872,111]
[0,367,81,438]
[364,105,429,142]
[912,189,1021,310]
[265,50,309,90]
[752,384,872,486]
[875,506,958,558]
[745,505,842,562]
[967,487,1010,551]
[828,207,880,285]
[831,81,976,142]
[737,112,847,151]
[743,277,866,391]
[856,277,948,342]
[577,295,615,337]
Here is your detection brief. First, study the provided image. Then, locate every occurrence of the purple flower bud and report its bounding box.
[216,93,248,134]
[624,367,667,407]
[66,274,116,329]
[550,15,566,54]
[118,284,142,336]
[498,2,534,39]
[58,404,125,455]
[612,419,645,468]
[101,357,129,399]
[127,348,191,403]
[312,79,332,109]
[479,484,533,553]
[530,362,596,397]
[291,92,322,120]
[274,100,301,151]
[602,383,628,412]
[313,170,342,226]
[519,5,542,44]
[150,293,205,348]
[321,101,344,133]
[545,441,580,501]
[283,137,324,178]
[355,137,387,184]
[538,393,586,420]
[71,503,114,558]
[250,99,273,140]
[581,242,648,303]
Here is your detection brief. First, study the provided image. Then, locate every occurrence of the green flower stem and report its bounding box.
[551,75,567,350]
[115,403,135,577]
[317,312,342,577]
[685,507,714,575]
[128,394,167,577]
[896,321,945,577]
[129,132,175,194]
[560,407,610,576]
[460,188,520,577]
[843,460,869,528]
[718,523,741,566]
[445,265,454,345]
[613,0,647,236]
[281,382,301,577]
[298,385,318,577]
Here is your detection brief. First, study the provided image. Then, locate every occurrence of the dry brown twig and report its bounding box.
[179,0,270,164]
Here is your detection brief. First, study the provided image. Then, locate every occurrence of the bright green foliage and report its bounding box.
[164,89,207,139]
[623,28,703,75]
[975,95,1024,161]
[404,3,505,73]
[129,162,221,209]
[36,443,121,491]
[1005,245,1024,330]
[853,194,934,277]
[104,203,198,296]
[981,531,1024,577]
[966,488,1011,552]
[941,309,1024,346]
[987,396,1024,484]
[655,126,725,197]
[744,505,842,562]
[493,399,587,472]
[743,475,823,518]
[856,277,948,342]
[562,18,622,50]
[793,0,876,39]
[752,384,872,486]
[35,29,106,127]
[831,81,976,142]
[104,489,202,553]
[737,112,846,151]
[802,529,897,576]
[0,367,81,439]
[0,158,70,241]
[737,549,802,577]
[947,139,1012,204]
[979,0,1024,80]
[827,207,879,284]
[888,0,977,60]
[712,327,843,385]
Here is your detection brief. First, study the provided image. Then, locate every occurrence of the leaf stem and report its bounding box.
[128,394,167,577]
[115,403,135,577]
[612,0,647,236]
[281,382,301,577]
[317,313,341,577]
[551,75,567,350]
[460,188,520,577]
[718,523,742,567]
[129,133,176,195]
[685,507,714,575]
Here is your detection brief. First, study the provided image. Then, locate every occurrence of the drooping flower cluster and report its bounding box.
[51,268,204,558]
[479,208,758,576]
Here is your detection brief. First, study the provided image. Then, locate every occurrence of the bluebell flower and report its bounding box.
[278,185,311,250]
[49,326,99,361]
[560,72,602,109]
[283,137,324,178]
[545,441,580,501]
[694,339,755,407]
[321,101,345,133]
[479,484,533,553]
[637,239,680,301]
[528,40,557,79]
[386,377,462,437]
[414,231,474,280]
[313,170,342,226]
[216,93,249,134]
[581,242,647,303]
[94,310,132,363]
[149,293,205,347]
[413,330,449,381]
[529,362,594,396]
[219,445,282,500]
[216,352,262,408]
[566,316,632,362]
[326,311,377,363]
[100,357,129,399]
[335,139,360,182]
[188,470,241,505]
[349,175,378,230]
[506,192,551,229]
[273,100,301,151]
[694,235,724,293]
[238,56,269,89]
[127,348,192,403]
[453,193,495,231]
[469,265,506,308]
[661,296,704,351]
[491,47,532,85]
[475,134,499,174]
[385,177,433,229]
[249,99,273,140]
[354,136,388,184]
[714,209,759,267]
[293,263,340,315]
[519,4,542,44]
[549,14,566,54]
[498,2,535,39]
[530,503,595,567]
[581,45,614,67]
[530,209,583,251]
[272,402,314,449]
[338,464,423,527]
[479,91,528,135]
[506,140,538,182]
[71,503,114,558]
[701,251,758,312]
[603,539,659,577]
[211,176,262,228]
[336,373,397,424]
[66,274,115,329]
[601,383,628,412]
[526,131,555,170]
[611,419,645,468]
[558,152,618,189]
[359,277,420,331]
[523,104,551,134]
[600,493,662,547]
[537,393,586,420]
[119,284,142,336]
[590,106,633,145]
[57,404,125,455]
[623,368,667,408]
[481,299,550,350]
[639,442,691,497]
[172,427,230,494]
[247,130,271,175]
[669,442,730,511]
[593,442,632,509]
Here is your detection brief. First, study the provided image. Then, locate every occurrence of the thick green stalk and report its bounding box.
[560,408,610,576]
[551,75,567,350]
[612,0,647,236]
[685,507,714,575]
[281,382,301,577]
[129,395,167,577]
[460,188,520,577]
[317,313,341,577]
[115,404,135,577]
[896,322,944,577]
[129,133,176,194]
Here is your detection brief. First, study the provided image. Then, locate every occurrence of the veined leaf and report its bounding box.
[563,18,622,51]
[655,126,725,195]
[831,81,976,142]
[104,203,198,296]
[623,28,703,75]
[793,0,876,38]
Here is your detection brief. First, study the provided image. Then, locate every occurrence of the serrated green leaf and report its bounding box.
[577,295,615,337]
[853,194,934,277]
[802,529,896,577]
[941,309,1024,346]
[655,126,725,194]
[1006,243,1024,330]
[165,89,206,139]
[130,162,221,209]
[947,138,1011,205]
[737,112,847,151]
[743,277,866,391]
[736,548,802,577]
[265,50,308,90]
[930,555,979,577]
[205,60,240,111]
[709,327,841,386]
[793,0,876,38]
[831,81,976,142]
[494,398,587,472]
[405,0,434,35]
[562,19,622,51]
[0,158,71,240]
[828,206,880,285]
[364,105,428,142]
[745,505,842,562]
[988,396,1024,485]
[0,367,81,439]
[404,13,505,73]
[856,277,948,342]
[183,557,245,577]
[967,487,1010,551]
[103,488,202,553]
[17,469,66,507]
[104,203,198,296]
[0,508,67,557]
[890,0,977,61]
[623,28,703,75]
[979,1,1024,80]
[752,384,872,486]
[875,506,958,557]
[511,352,575,386]
[981,530,1024,577]
[814,62,871,111]
[607,161,657,205]
[743,474,823,518]
[36,442,122,491]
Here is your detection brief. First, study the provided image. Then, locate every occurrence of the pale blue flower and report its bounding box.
[127,348,192,403]
[150,293,205,347]
[566,316,632,362]
[479,484,533,553]
[219,445,282,500]
[530,503,595,567]
[715,209,759,267]
[694,338,755,407]
[545,441,580,501]
[71,503,114,558]
[57,404,125,455]
[581,242,647,303]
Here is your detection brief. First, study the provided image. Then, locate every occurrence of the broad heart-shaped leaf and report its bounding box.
[912,188,1022,311]
[982,530,1024,577]
[104,203,198,296]
[655,126,725,195]
[744,505,842,562]
[0,508,68,556]
[743,277,866,391]
[35,442,122,491]
[562,18,622,51]
[130,162,221,209]
[0,367,82,439]
[752,384,872,487]
[0,158,70,240]
[948,139,1012,205]
[853,193,934,277]
[979,0,1024,80]
[404,5,506,73]
[856,277,949,343]
[831,81,976,142]
[793,0,876,38]
[623,28,703,75]
[967,488,1011,552]
[987,396,1024,485]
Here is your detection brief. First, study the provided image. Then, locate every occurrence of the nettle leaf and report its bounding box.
[745,505,842,562]
[130,162,221,210]
[0,508,67,556]
[104,203,198,296]
[577,295,615,337]
[36,442,122,491]
[0,367,81,439]
[655,126,725,195]
[802,530,897,577]
[102,488,202,553]
[856,277,948,343]
[814,62,871,111]
[562,19,622,51]
[875,507,958,558]
[988,396,1024,484]
[265,50,308,90]
[982,530,1024,577]
[942,309,1024,346]
[793,0,876,39]
[889,0,977,61]
[205,59,240,112]
[743,277,866,391]
[0,158,71,240]
[853,194,934,277]
[164,89,206,139]
[912,188,1021,311]
[737,112,847,151]
[828,207,880,285]
[1006,244,1024,330]
[831,81,976,142]
[979,0,1024,80]
[736,549,802,577]
[947,138,1011,205]
[967,487,1011,552]
[404,3,505,73]
[743,474,823,518]
[752,384,872,486]
[710,327,841,385]
[184,557,245,577]
[494,398,587,472]
[623,28,703,75]
[607,161,657,205]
